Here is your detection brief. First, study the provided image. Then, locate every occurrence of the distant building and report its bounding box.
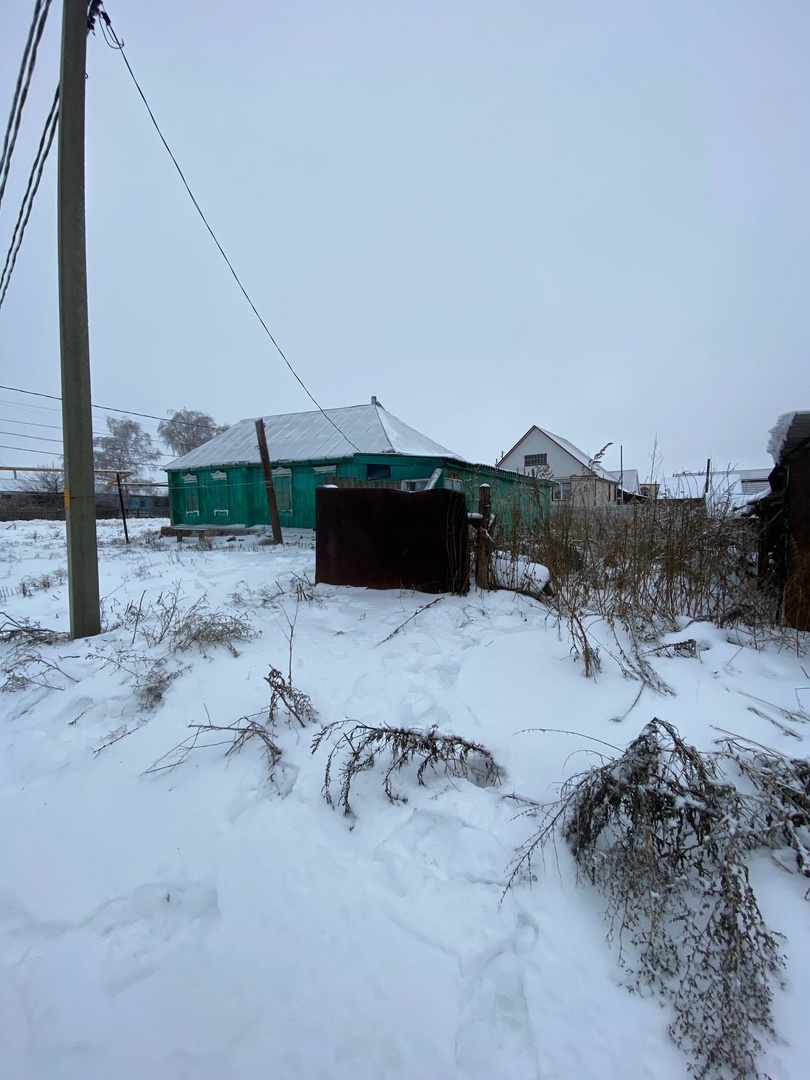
[497,425,643,504]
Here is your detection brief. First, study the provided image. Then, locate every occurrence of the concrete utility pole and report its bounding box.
[58,0,101,638]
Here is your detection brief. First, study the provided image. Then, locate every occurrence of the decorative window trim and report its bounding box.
[183,473,197,484]
[311,465,334,475]
[212,470,227,481]
[272,467,292,478]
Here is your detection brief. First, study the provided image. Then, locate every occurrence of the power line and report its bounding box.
[0,442,62,456]
[0,3,104,312]
[0,415,132,441]
[97,3,361,454]
[0,428,63,443]
[0,0,53,210]
[0,415,63,429]
[0,382,215,430]
[0,86,59,311]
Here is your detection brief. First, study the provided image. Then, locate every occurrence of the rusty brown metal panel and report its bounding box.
[315,487,469,594]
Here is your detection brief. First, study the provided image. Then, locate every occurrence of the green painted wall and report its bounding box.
[166,455,550,530]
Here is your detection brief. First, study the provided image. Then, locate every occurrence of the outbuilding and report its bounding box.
[761,411,810,631]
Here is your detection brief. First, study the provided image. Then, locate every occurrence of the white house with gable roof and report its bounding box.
[497,425,622,505]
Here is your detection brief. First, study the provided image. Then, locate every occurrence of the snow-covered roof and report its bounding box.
[165,403,460,471]
[606,469,640,495]
[767,411,810,463]
[0,475,28,493]
[659,471,747,510]
[538,427,615,481]
[498,425,615,481]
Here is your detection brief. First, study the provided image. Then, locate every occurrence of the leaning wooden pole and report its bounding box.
[475,483,492,589]
[255,418,283,544]
[115,472,129,544]
[58,0,101,638]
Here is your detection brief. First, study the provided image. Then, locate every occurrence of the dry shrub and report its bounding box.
[508,718,785,1080]
[719,735,810,882]
[545,497,774,632]
[169,597,257,656]
[265,665,317,727]
[0,613,73,692]
[20,568,67,596]
[0,612,66,646]
[499,490,793,677]
[123,585,258,656]
[144,712,282,776]
[312,720,502,817]
[133,657,184,710]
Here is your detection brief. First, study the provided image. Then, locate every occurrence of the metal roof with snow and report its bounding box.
[767,411,810,463]
[606,468,640,495]
[165,403,460,472]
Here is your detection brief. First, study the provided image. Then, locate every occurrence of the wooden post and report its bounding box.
[476,484,492,589]
[115,472,129,544]
[255,418,283,544]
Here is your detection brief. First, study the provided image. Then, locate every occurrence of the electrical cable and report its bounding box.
[0,429,63,443]
[0,382,219,429]
[0,2,105,311]
[0,0,53,210]
[0,442,62,456]
[0,87,59,311]
[96,3,361,454]
[0,415,63,430]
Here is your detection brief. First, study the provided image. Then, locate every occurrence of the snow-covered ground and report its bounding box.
[1,518,808,1080]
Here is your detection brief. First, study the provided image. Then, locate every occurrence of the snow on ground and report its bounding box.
[1,518,809,1080]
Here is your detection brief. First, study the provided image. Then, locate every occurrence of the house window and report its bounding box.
[524,453,547,468]
[553,482,572,502]
[366,463,391,481]
[445,477,463,492]
[212,470,228,516]
[272,468,292,514]
[183,474,199,515]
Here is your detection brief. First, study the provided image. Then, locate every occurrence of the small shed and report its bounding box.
[164,401,550,532]
[761,411,810,631]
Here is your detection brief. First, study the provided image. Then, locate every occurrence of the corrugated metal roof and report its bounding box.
[606,468,640,494]
[165,403,460,471]
[767,411,810,463]
[659,471,747,509]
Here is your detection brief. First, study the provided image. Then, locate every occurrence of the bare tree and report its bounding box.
[17,463,64,494]
[158,408,228,458]
[93,417,160,480]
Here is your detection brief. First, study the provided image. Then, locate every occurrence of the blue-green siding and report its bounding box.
[167,455,550,530]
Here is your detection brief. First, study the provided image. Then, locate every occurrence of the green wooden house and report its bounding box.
[165,401,550,531]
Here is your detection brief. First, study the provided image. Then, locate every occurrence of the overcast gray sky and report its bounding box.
[1,0,808,478]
